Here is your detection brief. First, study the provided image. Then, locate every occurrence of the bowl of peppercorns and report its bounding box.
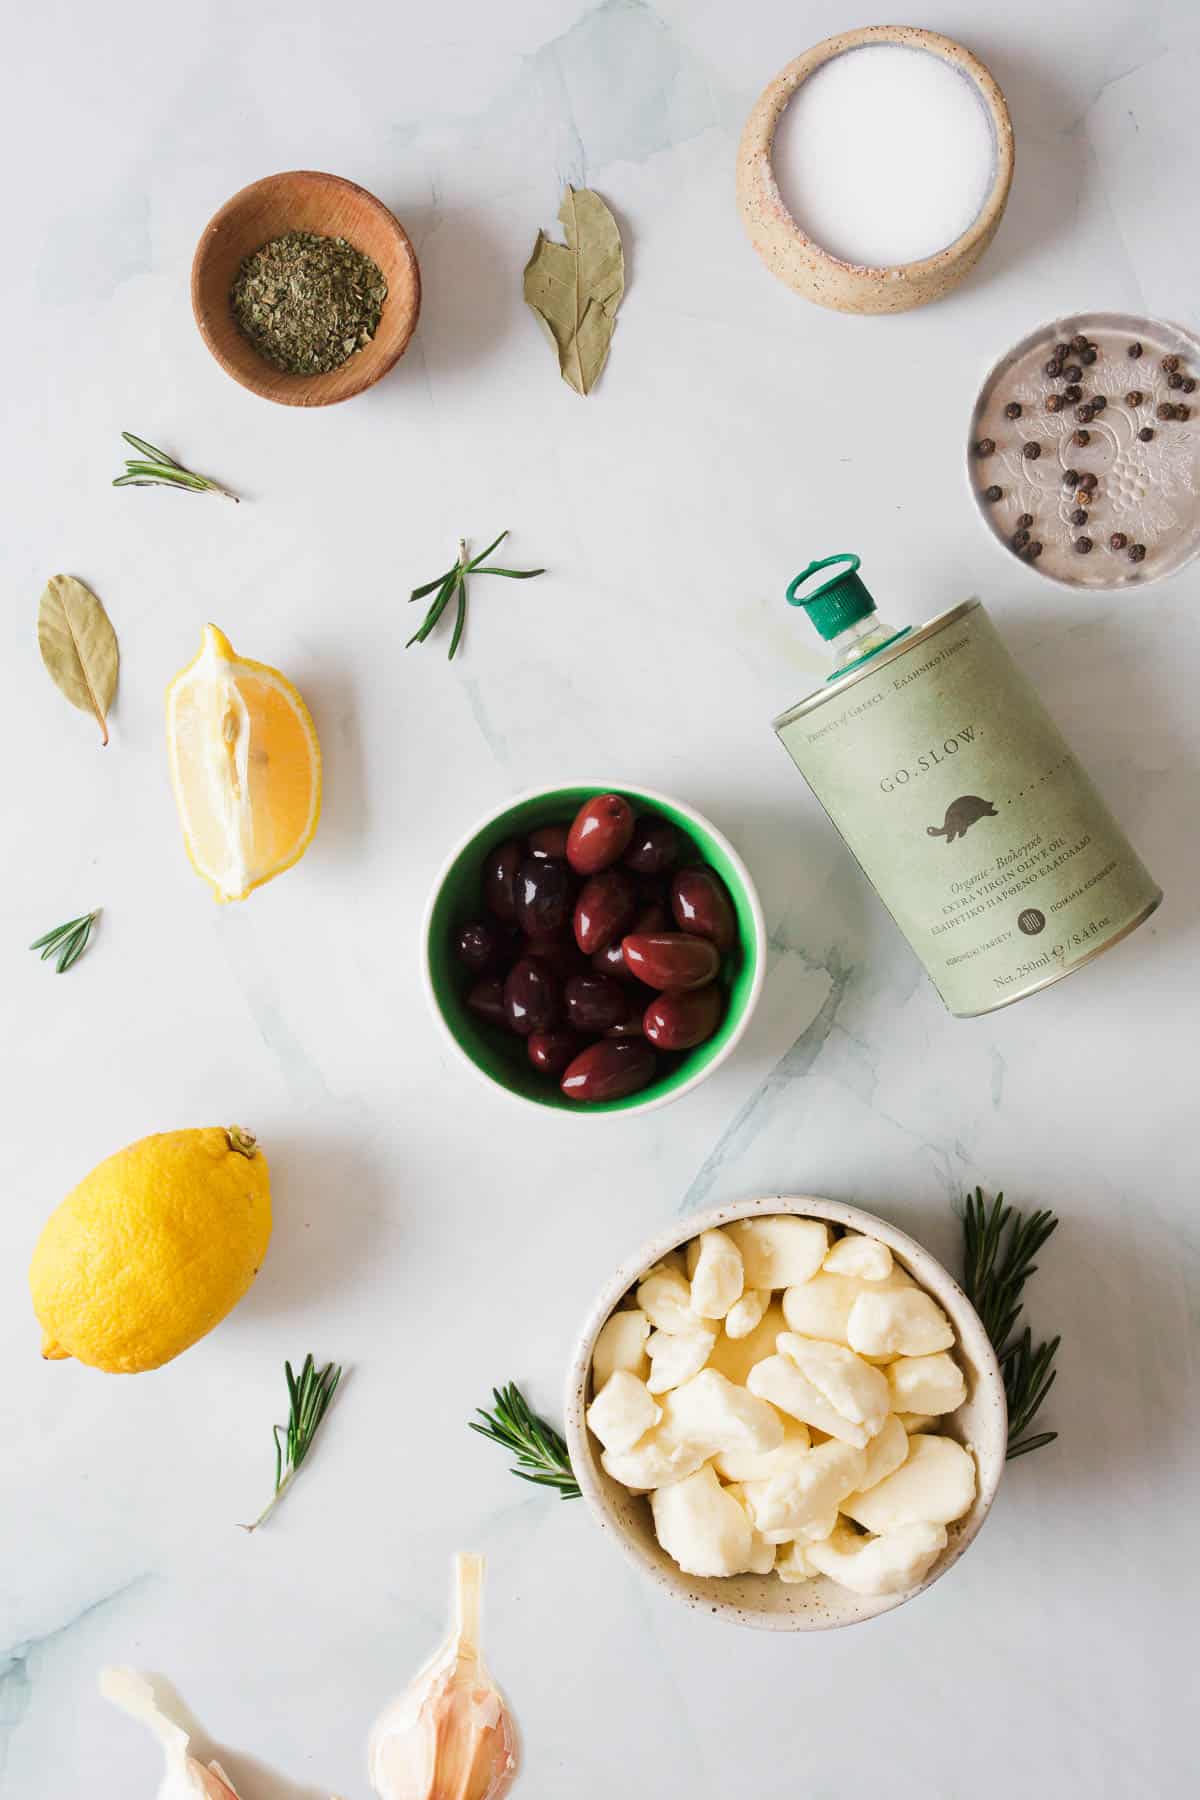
[423,784,766,1115]
[967,312,1200,589]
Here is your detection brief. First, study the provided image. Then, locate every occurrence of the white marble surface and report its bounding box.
[2,1,1198,1794]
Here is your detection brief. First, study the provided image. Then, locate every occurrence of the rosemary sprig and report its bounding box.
[113,432,238,501]
[407,531,544,660]
[958,1187,1060,1459]
[470,1383,580,1498]
[239,1355,342,1532]
[29,909,99,973]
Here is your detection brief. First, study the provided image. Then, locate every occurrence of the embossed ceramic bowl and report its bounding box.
[967,311,1200,589]
[422,784,765,1116]
[565,1195,1007,1630]
[737,26,1014,315]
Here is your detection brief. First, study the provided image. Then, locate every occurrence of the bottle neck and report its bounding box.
[825,614,909,678]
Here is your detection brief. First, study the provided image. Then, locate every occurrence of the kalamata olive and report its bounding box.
[566,793,634,875]
[527,1029,583,1076]
[670,866,736,952]
[643,984,724,1050]
[514,855,574,937]
[524,933,588,979]
[621,931,721,991]
[482,837,524,922]
[560,1038,657,1103]
[503,957,562,1036]
[624,814,683,875]
[455,919,502,974]
[631,873,671,909]
[528,824,570,860]
[564,971,628,1034]
[605,1003,646,1038]
[574,867,639,955]
[592,903,667,979]
[466,976,508,1029]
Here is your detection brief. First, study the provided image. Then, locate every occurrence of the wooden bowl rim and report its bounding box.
[190,169,421,408]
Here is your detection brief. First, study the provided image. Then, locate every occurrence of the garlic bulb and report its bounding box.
[369,1552,519,1800]
[100,1668,244,1799]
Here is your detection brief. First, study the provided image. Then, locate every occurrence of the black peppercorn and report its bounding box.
[1125,391,1144,406]
[1018,513,1034,530]
[1004,401,1022,419]
[1073,428,1090,445]
[1184,378,1196,394]
[1176,405,1190,421]
[1110,532,1128,551]
[1023,441,1041,459]
[1046,393,1064,413]
[1168,371,1184,389]
[1092,395,1107,412]
[1063,364,1082,383]
[1044,357,1063,378]
[1129,543,1146,562]
[1163,354,1180,373]
[1128,341,1143,358]
[1074,536,1093,554]
[1064,384,1083,403]
[1063,468,1080,487]
[1027,541,1043,559]
[1070,334,1088,353]
[1079,471,1098,491]
[1080,347,1097,365]
[1012,529,1030,549]
[1138,426,1154,442]
[984,485,1002,502]
[975,438,995,456]
[1076,404,1095,423]
[1071,508,1089,526]
[1157,402,1173,419]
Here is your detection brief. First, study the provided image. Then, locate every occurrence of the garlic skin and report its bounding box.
[369,1553,518,1800]
[100,1667,245,1799]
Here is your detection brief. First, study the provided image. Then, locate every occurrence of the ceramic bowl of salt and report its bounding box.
[737,26,1014,315]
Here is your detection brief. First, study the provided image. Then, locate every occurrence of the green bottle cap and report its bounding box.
[786,553,875,640]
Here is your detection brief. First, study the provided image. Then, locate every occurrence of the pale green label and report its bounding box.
[776,602,1161,1015]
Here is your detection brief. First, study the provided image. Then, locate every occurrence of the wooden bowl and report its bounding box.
[191,171,421,406]
[737,26,1014,315]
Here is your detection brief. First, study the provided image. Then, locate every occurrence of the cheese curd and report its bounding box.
[588,1217,978,1601]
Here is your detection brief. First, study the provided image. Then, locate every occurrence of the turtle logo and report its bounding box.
[926,795,997,844]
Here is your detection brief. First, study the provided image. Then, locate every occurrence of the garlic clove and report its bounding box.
[369,1552,518,1800]
[100,1666,247,1798]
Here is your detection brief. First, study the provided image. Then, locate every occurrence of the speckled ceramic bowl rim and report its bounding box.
[565,1194,1007,1630]
[740,26,1014,278]
[967,309,1200,592]
[420,783,767,1119]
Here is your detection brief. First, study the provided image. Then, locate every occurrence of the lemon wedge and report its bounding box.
[166,624,321,903]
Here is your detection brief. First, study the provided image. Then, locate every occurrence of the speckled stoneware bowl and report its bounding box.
[422,784,765,1117]
[565,1194,1007,1630]
[736,26,1014,315]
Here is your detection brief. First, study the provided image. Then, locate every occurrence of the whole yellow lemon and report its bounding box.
[30,1126,271,1373]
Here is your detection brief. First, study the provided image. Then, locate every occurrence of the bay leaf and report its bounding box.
[523,186,625,396]
[37,574,119,745]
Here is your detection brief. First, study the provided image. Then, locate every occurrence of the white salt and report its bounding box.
[771,45,995,268]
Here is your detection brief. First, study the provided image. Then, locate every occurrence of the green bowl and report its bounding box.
[422,783,766,1116]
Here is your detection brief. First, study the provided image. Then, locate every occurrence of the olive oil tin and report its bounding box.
[774,599,1161,1015]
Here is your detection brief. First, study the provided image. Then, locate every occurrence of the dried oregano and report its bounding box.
[230,231,388,375]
